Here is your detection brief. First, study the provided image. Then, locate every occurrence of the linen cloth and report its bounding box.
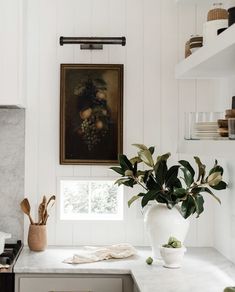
[63,243,137,264]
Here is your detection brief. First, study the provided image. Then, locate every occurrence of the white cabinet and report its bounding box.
[0,0,25,107]
[15,274,133,292]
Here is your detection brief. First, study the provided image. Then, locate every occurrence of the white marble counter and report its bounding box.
[14,247,235,292]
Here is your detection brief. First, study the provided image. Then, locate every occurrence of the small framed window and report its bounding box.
[59,179,123,220]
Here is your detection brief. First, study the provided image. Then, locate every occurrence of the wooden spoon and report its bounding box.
[20,198,34,225]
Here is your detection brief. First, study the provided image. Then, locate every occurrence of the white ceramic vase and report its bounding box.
[144,203,189,259]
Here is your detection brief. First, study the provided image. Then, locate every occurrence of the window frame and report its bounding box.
[58,177,124,222]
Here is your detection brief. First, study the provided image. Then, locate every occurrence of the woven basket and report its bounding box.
[207,7,228,21]
[185,40,191,58]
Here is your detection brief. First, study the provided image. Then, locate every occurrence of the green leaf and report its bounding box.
[154,160,167,187]
[165,166,180,188]
[224,287,235,292]
[174,178,182,188]
[115,178,130,186]
[128,193,144,207]
[200,187,221,204]
[137,170,146,177]
[181,167,193,187]
[174,188,187,198]
[114,177,136,188]
[209,164,224,176]
[143,170,153,184]
[146,175,161,190]
[194,156,206,182]
[179,160,195,180]
[122,178,136,188]
[118,154,133,171]
[149,146,155,155]
[210,181,227,191]
[132,144,148,150]
[181,196,196,219]
[110,167,124,176]
[141,190,158,208]
[193,194,204,218]
[156,192,169,205]
[156,153,171,163]
[133,162,138,176]
[130,156,142,165]
[138,149,154,167]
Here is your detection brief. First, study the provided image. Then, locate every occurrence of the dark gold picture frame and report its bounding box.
[60,64,123,165]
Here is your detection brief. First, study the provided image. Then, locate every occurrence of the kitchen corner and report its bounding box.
[2,0,235,291]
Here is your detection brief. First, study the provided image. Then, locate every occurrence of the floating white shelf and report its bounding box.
[178,140,234,158]
[175,24,235,79]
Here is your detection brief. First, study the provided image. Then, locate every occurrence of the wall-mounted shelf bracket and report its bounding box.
[59,36,126,50]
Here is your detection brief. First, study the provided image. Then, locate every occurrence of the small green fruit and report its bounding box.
[224,288,235,292]
[146,257,153,265]
[168,236,178,245]
[171,241,182,248]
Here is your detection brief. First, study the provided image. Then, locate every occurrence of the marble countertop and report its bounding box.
[14,247,235,292]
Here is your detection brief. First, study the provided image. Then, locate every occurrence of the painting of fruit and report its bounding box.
[60,64,123,164]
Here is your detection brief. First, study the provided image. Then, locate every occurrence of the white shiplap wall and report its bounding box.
[24,0,216,246]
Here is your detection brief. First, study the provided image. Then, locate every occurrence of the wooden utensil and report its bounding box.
[38,195,47,225]
[42,195,56,225]
[20,198,34,225]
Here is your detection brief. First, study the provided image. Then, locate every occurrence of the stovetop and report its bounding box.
[0,240,23,273]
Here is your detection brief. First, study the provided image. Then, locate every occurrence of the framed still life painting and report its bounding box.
[60,64,123,165]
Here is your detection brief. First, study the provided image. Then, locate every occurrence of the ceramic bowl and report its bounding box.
[160,246,186,269]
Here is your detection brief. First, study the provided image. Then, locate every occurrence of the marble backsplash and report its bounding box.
[0,109,25,241]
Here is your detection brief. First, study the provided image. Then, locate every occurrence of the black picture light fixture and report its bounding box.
[59,36,126,50]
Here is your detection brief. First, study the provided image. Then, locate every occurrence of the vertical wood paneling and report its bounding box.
[196,3,216,113]
[124,0,145,245]
[125,0,144,156]
[37,0,58,244]
[91,0,110,64]
[108,0,126,64]
[161,0,179,155]
[74,0,92,64]
[56,0,76,178]
[142,0,161,245]
[178,3,197,144]
[143,0,161,148]
[24,0,40,243]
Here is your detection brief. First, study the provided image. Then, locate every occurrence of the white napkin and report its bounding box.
[63,243,137,264]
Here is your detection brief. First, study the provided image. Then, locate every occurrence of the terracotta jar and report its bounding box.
[28,225,47,251]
